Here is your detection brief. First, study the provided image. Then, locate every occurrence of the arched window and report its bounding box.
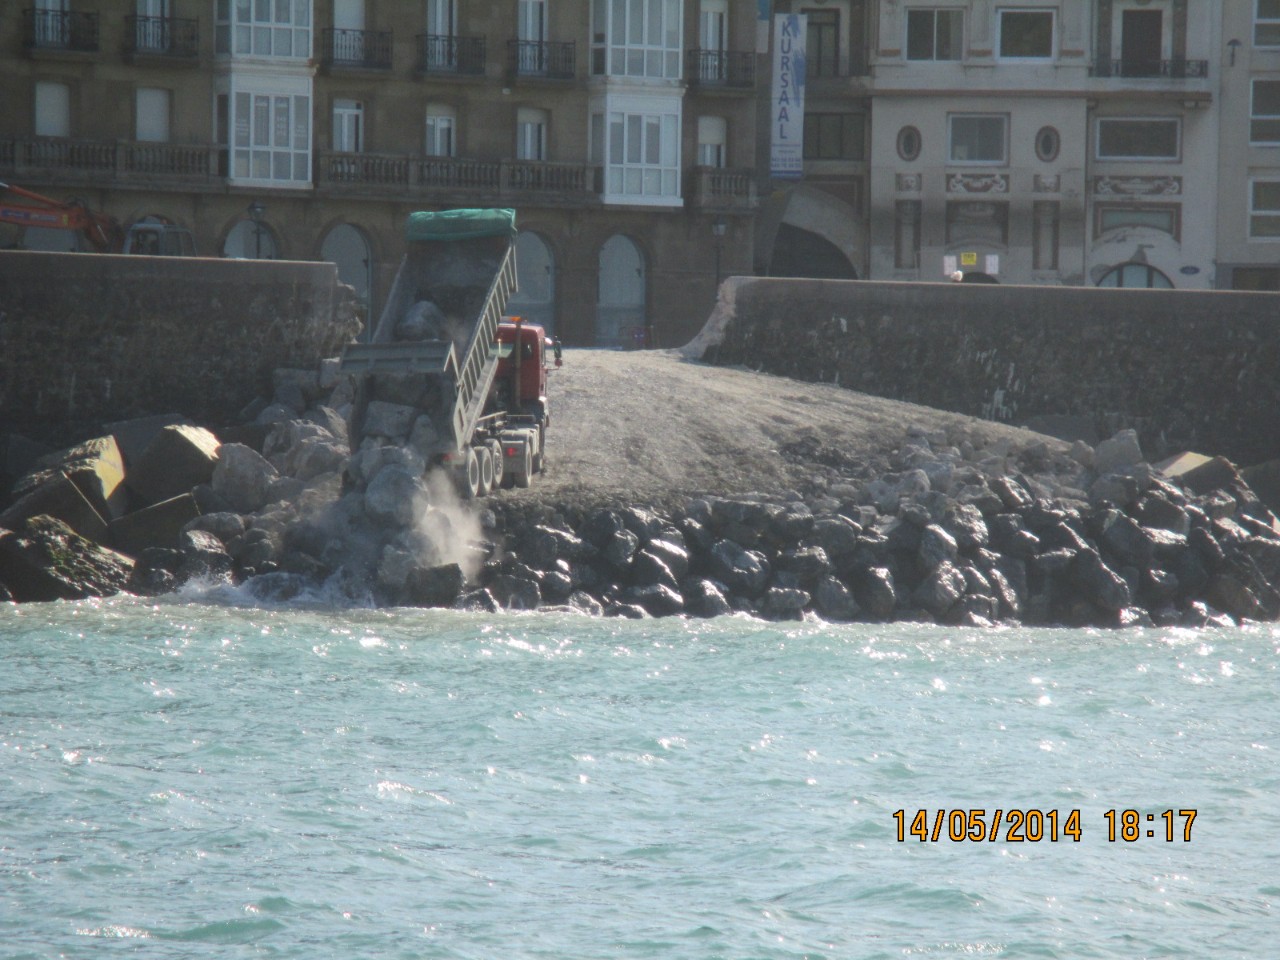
[223,218,278,259]
[321,223,372,329]
[1097,262,1173,288]
[507,230,556,334]
[596,235,646,348]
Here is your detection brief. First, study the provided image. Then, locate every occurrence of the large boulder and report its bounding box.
[127,425,221,507]
[0,515,134,602]
[210,443,278,513]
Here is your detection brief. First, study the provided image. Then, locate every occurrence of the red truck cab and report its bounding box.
[493,317,561,424]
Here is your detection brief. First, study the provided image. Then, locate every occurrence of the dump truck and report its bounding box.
[339,208,560,498]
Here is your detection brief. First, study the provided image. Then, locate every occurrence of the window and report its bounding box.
[590,0,682,80]
[1035,126,1060,162]
[333,98,363,152]
[228,80,312,185]
[1097,263,1173,288]
[806,9,840,77]
[1252,80,1280,144]
[946,201,1008,245]
[998,9,1053,58]
[34,81,71,137]
[135,88,171,142]
[897,125,922,161]
[425,104,455,157]
[949,114,1007,164]
[697,116,726,167]
[907,9,962,61]
[895,200,921,269]
[215,0,312,58]
[804,113,865,160]
[1256,0,1280,47]
[1250,180,1280,237]
[1096,118,1180,160]
[598,95,681,204]
[517,107,548,161]
[1096,204,1179,239]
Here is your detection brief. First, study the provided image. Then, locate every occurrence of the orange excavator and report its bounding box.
[0,180,195,255]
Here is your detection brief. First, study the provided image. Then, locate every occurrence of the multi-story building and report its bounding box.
[1,1,760,346]
[764,1,1226,291]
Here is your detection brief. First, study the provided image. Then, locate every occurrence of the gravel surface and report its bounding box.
[503,348,1068,511]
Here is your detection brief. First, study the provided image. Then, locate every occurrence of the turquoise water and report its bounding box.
[1,593,1276,959]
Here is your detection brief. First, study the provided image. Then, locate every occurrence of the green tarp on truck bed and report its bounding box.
[405,208,517,242]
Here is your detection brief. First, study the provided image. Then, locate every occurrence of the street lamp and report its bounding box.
[246,200,266,258]
[712,217,727,289]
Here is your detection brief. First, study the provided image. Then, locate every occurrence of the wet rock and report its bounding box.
[490,573,541,610]
[813,576,859,620]
[625,583,684,617]
[683,578,733,618]
[762,586,810,620]
[707,539,771,598]
[914,560,966,617]
[857,566,898,618]
[404,563,466,608]
[0,515,134,602]
[918,524,958,572]
[211,443,279,514]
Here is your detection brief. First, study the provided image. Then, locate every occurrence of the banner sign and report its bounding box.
[770,14,806,179]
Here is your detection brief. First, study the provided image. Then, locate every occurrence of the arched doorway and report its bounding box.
[597,235,646,348]
[507,230,555,334]
[223,218,278,259]
[321,223,372,334]
[769,223,858,279]
[1097,262,1173,288]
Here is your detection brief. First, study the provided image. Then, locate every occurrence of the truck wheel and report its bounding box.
[487,439,504,491]
[531,424,546,474]
[515,445,533,488]
[477,445,495,495]
[462,446,482,499]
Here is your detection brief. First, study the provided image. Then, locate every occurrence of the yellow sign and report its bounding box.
[960,251,978,267]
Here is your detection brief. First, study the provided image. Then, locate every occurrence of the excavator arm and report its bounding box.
[0,181,124,252]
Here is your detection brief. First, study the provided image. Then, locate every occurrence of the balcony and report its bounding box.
[685,166,758,212]
[507,39,576,81]
[123,16,200,62]
[23,8,99,54]
[1090,59,1209,79]
[416,34,486,76]
[316,151,601,205]
[0,137,221,187]
[321,28,393,71]
[685,49,755,89]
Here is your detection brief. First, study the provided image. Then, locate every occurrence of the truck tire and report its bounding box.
[515,445,533,488]
[462,446,482,499]
[531,423,546,474]
[477,445,495,495]
[486,439,504,491]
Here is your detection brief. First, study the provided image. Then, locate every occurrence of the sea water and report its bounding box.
[1,592,1276,960]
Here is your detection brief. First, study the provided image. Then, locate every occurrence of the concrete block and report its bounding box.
[17,436,129,521]
[127,425,221,507]
[1241,459,1280,520]
[108,494,201,558]
[0,472,109,543]
[104,413,191,469]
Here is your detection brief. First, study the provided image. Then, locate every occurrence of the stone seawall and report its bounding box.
[0,250,359,440]
[693,278,1280,468]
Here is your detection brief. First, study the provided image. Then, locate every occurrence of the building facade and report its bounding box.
[3,2,1277,352]
[1,0,760,347]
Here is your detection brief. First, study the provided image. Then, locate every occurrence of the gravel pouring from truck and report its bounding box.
[339,209,561,497]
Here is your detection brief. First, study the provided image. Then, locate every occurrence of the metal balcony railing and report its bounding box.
[321,28,392,70]
[1090,58,1209,79]
[317,152,600,201]
[685,49,756,87]
[124,16,199,58]
[416,34,486,75]
[507,39,576,79]
[23,8,99,52]
[686,166,758,211]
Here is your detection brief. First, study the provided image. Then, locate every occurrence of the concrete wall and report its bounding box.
[695,277,1280,467]
[0,251,360,440]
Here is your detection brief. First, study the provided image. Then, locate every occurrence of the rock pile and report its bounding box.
[3,356,1280,628]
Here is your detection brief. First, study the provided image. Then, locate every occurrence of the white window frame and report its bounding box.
[1251,79,1280,144]
[34,80,71,137]
[425,103,456,157]
[516,107,548,161]
[948,113,1008,165]
[1250,179,1280,238]
[996,8,1055,60]
[1256,0,1280,47]
[333,98,363,152]
[223,73,313,187]
[1095,117,1181,161]
[906,8,963,61]
[135,87,171,142]
[591,0,683,80]
[697,115,726,167]
[215,0,312,59]
[596,92,682,206]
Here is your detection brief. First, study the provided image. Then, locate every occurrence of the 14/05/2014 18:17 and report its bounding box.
[892,809,1198,843]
